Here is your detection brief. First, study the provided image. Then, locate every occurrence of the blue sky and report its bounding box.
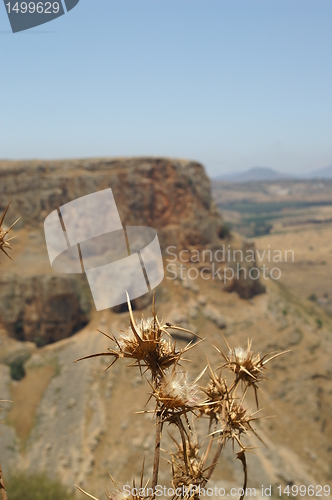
[1,0,332,177]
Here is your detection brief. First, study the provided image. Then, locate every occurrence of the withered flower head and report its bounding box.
[199,367,228,429]
[118,316,161,359]
[212,398,263,452]
[228,342,262,384]
[217,336,289,407]
[0,201,20,261]
[75,292,202,378]
[156,369,199,410]
[227,401,248,432]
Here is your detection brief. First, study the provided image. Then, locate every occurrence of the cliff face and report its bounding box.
[0,273,90,344]
[0,157,223,250]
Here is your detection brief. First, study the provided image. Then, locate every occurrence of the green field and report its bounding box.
[215,190,332,237]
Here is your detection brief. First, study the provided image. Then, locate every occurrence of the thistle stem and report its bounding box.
[237,451,247,500]
[202,435,214,468]
[0,462,8,500]
[205,439,224,480]
[176,416,190,475]
[152,412,163,493]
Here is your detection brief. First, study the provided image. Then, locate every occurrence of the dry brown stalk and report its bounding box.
[236,451,247,500]
[152,412,163,491]
[205,439,224,481]
[75,294,287,500]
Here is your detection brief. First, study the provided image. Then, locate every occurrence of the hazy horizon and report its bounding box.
[0,156,330,179]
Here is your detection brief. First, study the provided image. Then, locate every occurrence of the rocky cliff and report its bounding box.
[0,157,224,250]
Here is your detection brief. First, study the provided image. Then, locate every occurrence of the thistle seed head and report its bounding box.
[118,317,159,359]
[230,347,252,365]
[0,201,20,261]
[116,310,190,376]
[227,401,248,431]
[216,336,290,407]
[214,398,264,452]
[75,293,201,379]
[199,371,228,427]
[227,343,262,384]
[156,369,199,410]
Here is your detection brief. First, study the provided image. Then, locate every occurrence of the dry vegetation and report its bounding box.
[75,293,286,500]
[0,200,20,500]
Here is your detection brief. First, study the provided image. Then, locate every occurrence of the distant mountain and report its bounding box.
[214,167,293,182]
[309,165,332,179]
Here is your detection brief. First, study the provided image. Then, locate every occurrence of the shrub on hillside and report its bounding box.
[6,472,73,500]
[9,358,26,381]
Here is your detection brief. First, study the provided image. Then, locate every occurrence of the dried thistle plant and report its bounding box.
[0,201,21,261]
[76,293,204,496]
[75,295,288,500]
